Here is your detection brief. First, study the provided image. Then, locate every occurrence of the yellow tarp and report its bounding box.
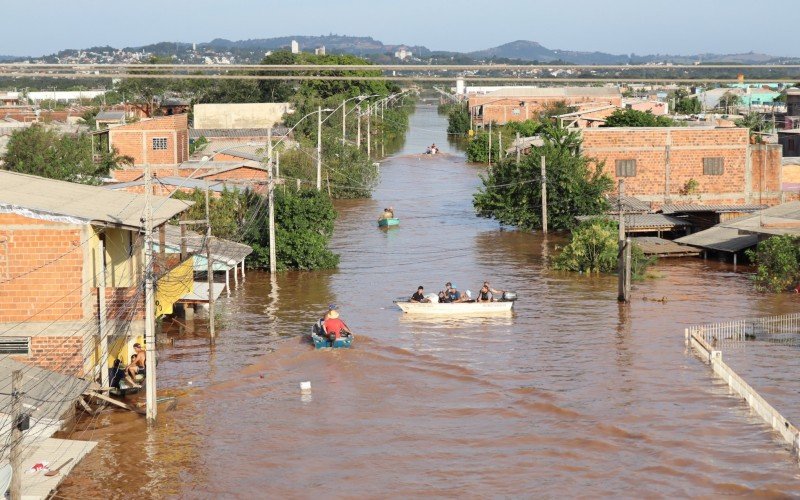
[156,256,194,316]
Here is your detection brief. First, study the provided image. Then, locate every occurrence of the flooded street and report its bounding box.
[59,105,800,497]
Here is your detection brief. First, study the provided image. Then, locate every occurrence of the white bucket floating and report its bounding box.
[300,381,312,393]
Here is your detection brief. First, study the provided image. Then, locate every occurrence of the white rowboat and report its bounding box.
[396,300,513,315]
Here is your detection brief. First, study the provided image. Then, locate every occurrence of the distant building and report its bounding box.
[0,91,20,106]
[469,86,622,127]
[27,90,106,104]
[394,47,412,60]
[291,40,300,54]
[193,103,293,130]
[314,46,326,56]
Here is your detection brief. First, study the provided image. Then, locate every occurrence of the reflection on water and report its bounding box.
[57,106,800,498]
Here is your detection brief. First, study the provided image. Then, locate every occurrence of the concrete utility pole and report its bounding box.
[381,100,385,158]
[541,156,548,234]
[342,99,346,143]
[205,181,215,342]
[98,239,109,389]
[617,179,631,303]
[144,162,156,424]
[367,104,371,158]
[10,370,22,500]
[488,122,492,166]
[317,105,322,191]
[268,155,277,274]
[356,105,361,149]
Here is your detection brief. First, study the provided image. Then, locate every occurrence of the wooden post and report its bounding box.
[541,156,548,234]
[516,132,521,164]
[10,370,22,500]
[241,259,246,280]
[225,268,231,297]
[98,240,109,389]
[624,237,632,302]
[233,258,239,288]
[499,131,502,158]
[205,181,215,343]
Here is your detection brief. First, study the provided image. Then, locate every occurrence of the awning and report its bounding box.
[177,282,226,303]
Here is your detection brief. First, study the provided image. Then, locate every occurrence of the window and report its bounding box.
[615,159,637,177]
[512,108,521,115]
[0,337,30,355]
[703,157,724,175]
[152,137,168,150]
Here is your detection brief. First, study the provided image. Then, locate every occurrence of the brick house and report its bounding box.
[100,114,190,181]
[0,171,191,377]
[469,87,622,127]
[581,127,784,207]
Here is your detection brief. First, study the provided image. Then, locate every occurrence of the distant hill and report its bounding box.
[469,40,781,65]
[202,35,431,57]
[0,55,20,62]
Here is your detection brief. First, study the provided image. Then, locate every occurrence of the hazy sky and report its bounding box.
[3,0,797,57]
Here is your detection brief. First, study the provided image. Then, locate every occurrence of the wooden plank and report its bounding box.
[85,391,145,415]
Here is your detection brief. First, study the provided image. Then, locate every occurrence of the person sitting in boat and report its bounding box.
[427,143,438,155]
[446,284,467,303]
[323,306,352,341]
[410,285,431,303]
[379,207,394,221]
[476,281,504,302]
[108,358,124,389]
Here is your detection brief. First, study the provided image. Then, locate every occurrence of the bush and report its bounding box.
[466,132,502,163]
[745,235,800,292]
[447,104,471,135]
[604,108,675,127]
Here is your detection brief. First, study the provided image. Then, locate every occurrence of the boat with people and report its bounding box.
[377,206,399,228]
[310,321,354,348]
[396,299,514,315]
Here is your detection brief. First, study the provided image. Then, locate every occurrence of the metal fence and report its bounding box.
[689,313,800,348]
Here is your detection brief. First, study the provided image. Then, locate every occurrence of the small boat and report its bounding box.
[310,322,354,349]
[395,300,514,315]
[378,218,400,228]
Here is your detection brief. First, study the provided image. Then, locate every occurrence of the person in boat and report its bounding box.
[379,207,395,221]
[108,358,124,389]
[447,284,467,303]
[438,282,453,303]
[476,281,504,302]
[126,343,146,385]
[410,286,431,303]
[323,306,352,341]
[125,354,142,388]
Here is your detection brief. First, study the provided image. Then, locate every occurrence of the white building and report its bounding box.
[394,47,412,60]
[291,40,300,54]
[314,46,326,56]
[27,90,106,103]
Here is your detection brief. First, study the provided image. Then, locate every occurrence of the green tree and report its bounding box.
[466,131,502,163]
[473,125,612,230]
[673,89,702,114]
[2,124,131,184]
[745,235,800,292]
[604,108,675,127]
[719,91,741,113]
[172,188,247,240]
[447,104,471,135]
[244,189,340,270]
[735,112,773,135]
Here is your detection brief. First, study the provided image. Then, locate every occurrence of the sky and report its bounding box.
[2,0,797,57]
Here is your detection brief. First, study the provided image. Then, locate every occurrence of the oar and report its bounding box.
[44,458,73,477]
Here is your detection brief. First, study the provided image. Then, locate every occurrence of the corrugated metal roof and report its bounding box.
[0,171,191,230]
[721,201,800,236]
[163,225,252,264]
[632,236,702,256]
[189,127,290,139]
[107,176,243,193]
[675,226,758,253]
[661,203,767,214]
[576,213,691,229]
[606,195,651,213]
[95,111,126,121]
[0,358,90,421]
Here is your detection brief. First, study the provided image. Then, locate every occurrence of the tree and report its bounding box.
[604,108,675,127]
[466,131,502,163]
[447,104,470,135]
[673,89,702,115]
[745,235,800,292]
[719,91,741,113]
[2,124,131,184]
[735,112,773,135]
[473,124,613,231]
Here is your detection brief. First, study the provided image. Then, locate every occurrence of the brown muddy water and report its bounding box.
[57,105,800,498]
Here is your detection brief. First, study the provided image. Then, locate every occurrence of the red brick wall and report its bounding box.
[203,167,268,182]
[470,94,622,125]
[109,115,189,166]
[751,145,782,193]
[0,214,85,322]
[13,336,84,375]
[580,127,774,204]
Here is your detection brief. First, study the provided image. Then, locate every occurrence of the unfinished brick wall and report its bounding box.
[13,335,85,375]
[580,127,778,205]
[202,166,269,182]
[0,213,85,323]
[471,94,622,126]
[109,114,189,169]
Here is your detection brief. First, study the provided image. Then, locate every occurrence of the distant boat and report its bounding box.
[378,218,400,228]
[310,322,354,349]
[395,300,514,315]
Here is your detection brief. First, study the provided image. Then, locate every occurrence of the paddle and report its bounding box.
[44,458,73,477]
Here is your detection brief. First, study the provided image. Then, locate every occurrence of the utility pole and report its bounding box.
[98,239,108,389]
[367,104,371,158]
[268,154,277,274]
[316,106,322,191]
[267,127,272,161]
[541,156,548,234]
[356,105,361,150]
[205,181,215,342]
[499,131,503,158]
[381,101,385,158]
[10,370,22,500]
[488,122,492,166]
[144,162,156,424]
[516,132,521,163]
[342,99,346,143]
[617,179,631,303]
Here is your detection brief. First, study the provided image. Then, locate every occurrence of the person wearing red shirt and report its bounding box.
[323,308,352,340]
